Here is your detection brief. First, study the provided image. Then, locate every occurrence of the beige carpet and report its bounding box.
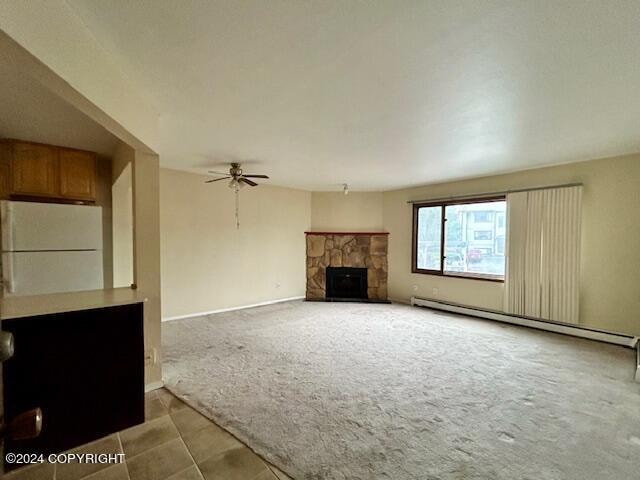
[162,300,639,480]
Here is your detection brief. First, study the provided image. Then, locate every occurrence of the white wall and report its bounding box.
[160,169,311,319]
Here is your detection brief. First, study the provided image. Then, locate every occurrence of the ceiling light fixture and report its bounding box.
[205,162,270,230]
[228,178,245,190]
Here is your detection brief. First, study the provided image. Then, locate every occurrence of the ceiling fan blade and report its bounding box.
[243,174,269,179]
[205,176,231,183]
[239,178,258,187]
[207,170,230,175]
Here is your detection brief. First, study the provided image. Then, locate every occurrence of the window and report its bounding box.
[415,206,442,271]
[473,231,493,240]
[495,235,505,255]
[412,197,506,281]
[473,211,493,222]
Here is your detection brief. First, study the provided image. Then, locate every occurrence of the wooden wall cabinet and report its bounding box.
[59,149,96,201]
[11,142,58,197]
[0,140,97,202]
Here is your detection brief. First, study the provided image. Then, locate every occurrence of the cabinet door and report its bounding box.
[3,303,144,462]
[59,150,96,201]
[0,143,11,199]
[11,143,58,197]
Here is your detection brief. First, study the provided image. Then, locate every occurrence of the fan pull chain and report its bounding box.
[235,186,240,229]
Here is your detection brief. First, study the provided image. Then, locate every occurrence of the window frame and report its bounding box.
[411,196,506,282]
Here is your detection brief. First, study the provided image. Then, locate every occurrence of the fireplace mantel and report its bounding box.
[305,231,389,236]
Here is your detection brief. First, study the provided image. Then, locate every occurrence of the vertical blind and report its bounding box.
[503,185,582,324]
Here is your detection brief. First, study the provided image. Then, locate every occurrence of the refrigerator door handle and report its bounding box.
[1,200,14,251]
[2,253,15,294]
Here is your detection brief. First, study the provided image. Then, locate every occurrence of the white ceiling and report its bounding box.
[0,49,119,156]
[66,0,640,190]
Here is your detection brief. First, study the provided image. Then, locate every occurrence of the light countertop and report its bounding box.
[0,287,146,320]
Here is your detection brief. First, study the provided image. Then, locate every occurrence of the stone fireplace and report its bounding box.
[305,232,389,301]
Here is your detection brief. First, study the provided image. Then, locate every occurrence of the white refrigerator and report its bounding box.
[1,200,104,296]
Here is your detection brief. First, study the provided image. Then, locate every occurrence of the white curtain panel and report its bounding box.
[504,186,582,324]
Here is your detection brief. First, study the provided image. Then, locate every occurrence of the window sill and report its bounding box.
[411,269,504,283]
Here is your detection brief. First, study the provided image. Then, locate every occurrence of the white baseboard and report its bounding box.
[411,296,638,348]
[145,381,164,393]
[162,296,305,322]
[636,342,640,383]
[388,297,411,305]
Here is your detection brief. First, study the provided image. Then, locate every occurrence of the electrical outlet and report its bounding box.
[432,287,439,296]
[276,282,281,288]
[412,285,419,292]
[144,348,157,366]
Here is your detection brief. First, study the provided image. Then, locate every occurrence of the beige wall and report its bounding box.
[132,149,162,386]
[0,15,163,386]
[311,192,384,231]
[95,157,113,289]
[383,154,640,336]
[160,168,311,319]
[112,145,134,288]
[0,5,158,150]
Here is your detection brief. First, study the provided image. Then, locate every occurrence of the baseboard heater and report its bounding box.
[411,296,639,349]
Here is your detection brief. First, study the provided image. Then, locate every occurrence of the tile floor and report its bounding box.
[5,389,293,480]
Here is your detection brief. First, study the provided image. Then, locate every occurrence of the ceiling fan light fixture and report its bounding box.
[205,162,270,229]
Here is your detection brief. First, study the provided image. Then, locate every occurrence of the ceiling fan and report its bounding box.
[205,162,269,189]
[204,162,270,229]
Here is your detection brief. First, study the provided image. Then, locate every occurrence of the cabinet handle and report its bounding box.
[0,331,14,362]
[0,408,43,441]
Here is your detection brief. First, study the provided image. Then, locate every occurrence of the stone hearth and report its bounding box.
[305,232,389,301]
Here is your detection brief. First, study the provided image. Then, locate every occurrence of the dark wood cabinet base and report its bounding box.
[2,303,144,467]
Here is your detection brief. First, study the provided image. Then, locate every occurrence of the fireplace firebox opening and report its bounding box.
[326,267,368,300]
